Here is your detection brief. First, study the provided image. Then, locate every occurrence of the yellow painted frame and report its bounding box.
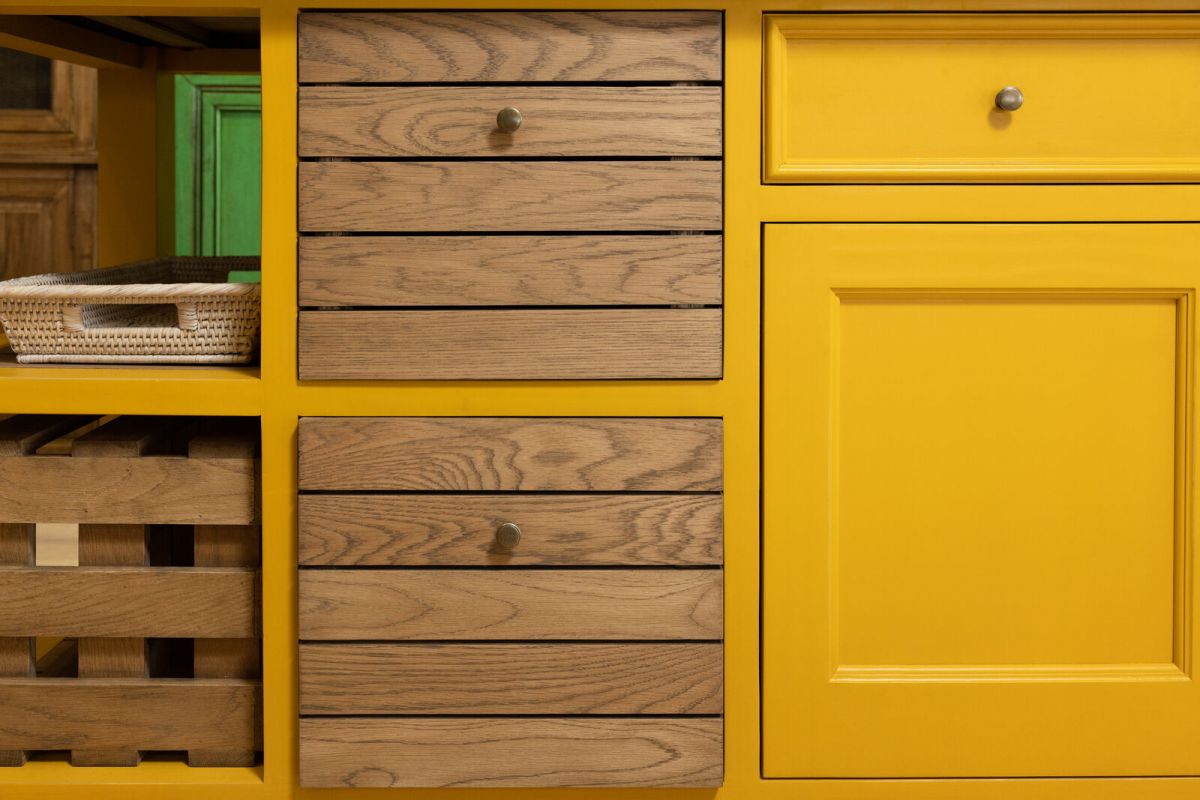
[0,1,1197,799]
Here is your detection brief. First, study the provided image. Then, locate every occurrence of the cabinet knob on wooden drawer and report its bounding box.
[994,86,1024,112]
[494,522,522,551]
[496,106,523,133]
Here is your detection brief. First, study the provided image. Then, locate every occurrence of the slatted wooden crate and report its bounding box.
[0,414,262,768]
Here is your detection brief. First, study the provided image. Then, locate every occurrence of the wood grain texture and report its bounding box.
[299,717,722,788]
[71,415,183,457]
[298,417,723,492]
[0,414,94,456]
[299,86,722,158]
[0,522,33,766]
[298,234,723,307]
[297,11,721,83]
[300,642,722,715]
[0,567,259,638]
[298,494,723,566]
[299,569,722,641]
[0,456,257,524]
[0,678,261,751]
[299,308,722,380]
[298,161,722,232]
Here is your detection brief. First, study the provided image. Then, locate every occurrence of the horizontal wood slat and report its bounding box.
[298,11,722,84]
[298,234,722,307]
[0,678,261,751]
[299,86,722,158]
[298,417,723,492]
[298,161,722,232]
[299,308,722,381]
[299,717,722,788]
[0,456,257,524]
[300,642,722,715]
[298,569,722,641]
[0,567,259,638]
[298,494,723,566]
[0,415,95,456]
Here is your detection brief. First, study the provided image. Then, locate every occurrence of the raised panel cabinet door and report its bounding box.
[763,223,1200,778]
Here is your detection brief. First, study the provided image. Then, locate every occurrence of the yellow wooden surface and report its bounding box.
[0,1,1198,799]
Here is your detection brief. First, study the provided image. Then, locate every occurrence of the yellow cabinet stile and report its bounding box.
[763,223,1200,778]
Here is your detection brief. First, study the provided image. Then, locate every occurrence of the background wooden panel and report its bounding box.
[298,11,722,83]
[299,569,722,640]
[298,494,723,566]
[299,308,722,380]
[0,456,257,524]
[0,678,261,751]
[300,642,722,715]
[0,567,259,638]
[300,717,723,788]
[299,86,722,157]
[298,417,723,492]
[298,234,723,307]
[298,161,722,232]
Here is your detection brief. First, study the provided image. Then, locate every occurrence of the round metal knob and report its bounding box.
[496,107,523,133]
[494,522,522,551]
[994,86,1024,112]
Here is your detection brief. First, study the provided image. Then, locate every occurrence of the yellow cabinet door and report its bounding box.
[763,223,1200,778]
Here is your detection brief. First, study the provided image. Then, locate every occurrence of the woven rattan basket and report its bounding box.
[0,257,261,364]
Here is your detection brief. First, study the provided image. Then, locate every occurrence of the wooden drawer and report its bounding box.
[298,11,721,83]
[297,416,723,787]
[765,13,1200,183]
[297,11,723,382]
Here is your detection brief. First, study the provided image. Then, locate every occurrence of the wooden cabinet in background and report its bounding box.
[0,54,97,279]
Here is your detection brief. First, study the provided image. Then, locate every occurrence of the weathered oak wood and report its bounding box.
[299,86,722,158]
[299,494,723,566]
[300,643,722,715]
[0,678,262,752]
[299,308,722,380]
[0,456,257,524]
[0,414,94,456]
[299,569,722,641]
[299,717,722,788]
[0,567,260,638]
[0,522,33,766]
[72,415,184,458]
[298,11,721,83]
[298,417,723,492]
[298,161,722,232]
[298,234,722,307]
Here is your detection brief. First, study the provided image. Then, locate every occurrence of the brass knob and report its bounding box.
[994,86,1024,112]
[494,522,522,551]
[496,106,523,133]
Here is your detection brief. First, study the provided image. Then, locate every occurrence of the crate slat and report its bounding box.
[0,415,96,456]
[0,678,261,752]
[0,567,259,638]
[0,522,34,766]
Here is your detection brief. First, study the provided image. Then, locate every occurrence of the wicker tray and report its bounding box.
[0,257,261,365]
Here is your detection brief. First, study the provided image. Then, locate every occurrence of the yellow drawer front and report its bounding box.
[763,223,1200,778]
[764,14,1200,183]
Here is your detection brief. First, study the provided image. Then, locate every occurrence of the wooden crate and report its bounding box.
[0,414,262,768]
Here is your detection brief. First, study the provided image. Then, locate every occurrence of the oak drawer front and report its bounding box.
[298,11,721,83]
[298,308,721,381]
[298,417,722,492]
[301,718,722,788]
[301,642,722,715]
[299,86,722,158]
[765,13,1200,183]
[298,494,722,567]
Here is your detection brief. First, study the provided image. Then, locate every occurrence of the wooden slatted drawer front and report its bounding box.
[300,569,722,641]
[300,86,722,158]
[298,417,723,492]
[301,643,722,715]
[298,161,721,233]
[298,494,722,566]
[301,717,722,788]
[299,235,722,308]
[298,11,721,83]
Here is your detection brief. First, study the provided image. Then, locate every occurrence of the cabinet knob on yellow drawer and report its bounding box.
[496,106,523,133]
[994,86,1024,111]
[494,522,523,551]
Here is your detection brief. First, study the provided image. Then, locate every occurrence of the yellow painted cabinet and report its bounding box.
[763,223,1200,778]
